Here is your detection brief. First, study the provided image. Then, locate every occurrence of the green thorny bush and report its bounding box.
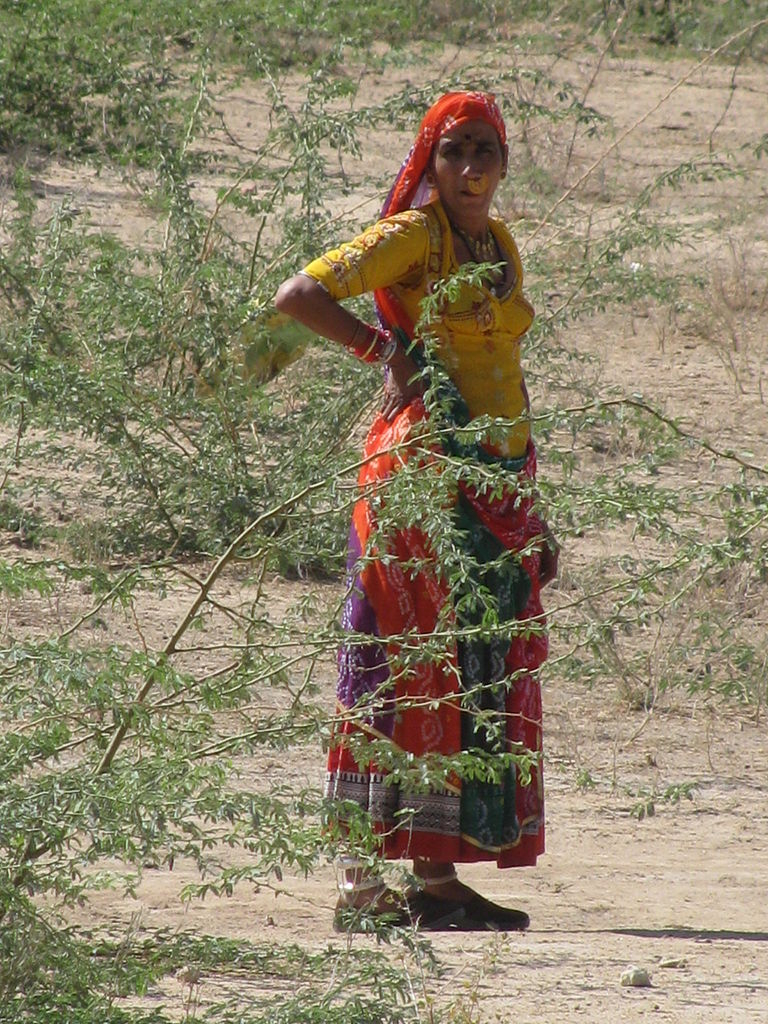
[0,0,606,158]
[1,14,768,1024]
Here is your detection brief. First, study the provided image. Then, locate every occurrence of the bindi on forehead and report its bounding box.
[441,131,490,146]
[440,122,498,145]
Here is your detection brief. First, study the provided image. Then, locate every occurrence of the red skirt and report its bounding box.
[326,398,548,866]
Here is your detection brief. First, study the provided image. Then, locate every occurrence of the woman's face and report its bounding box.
[430,119,507,228]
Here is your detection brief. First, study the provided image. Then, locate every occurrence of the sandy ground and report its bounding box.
[3,36,768,1024]
[72,675,767,1023]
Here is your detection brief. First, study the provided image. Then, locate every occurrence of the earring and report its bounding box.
[426,173,436,187]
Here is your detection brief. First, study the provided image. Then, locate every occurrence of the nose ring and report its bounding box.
[465,173,489,195]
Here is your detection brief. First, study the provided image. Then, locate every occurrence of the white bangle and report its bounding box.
[378,332,399,364]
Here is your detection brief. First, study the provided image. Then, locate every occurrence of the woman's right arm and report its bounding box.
[275,273,422,421]
[275,274,363,348]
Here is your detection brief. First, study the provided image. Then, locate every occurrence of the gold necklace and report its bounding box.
[451,222,498,264]
[449,219,506,294]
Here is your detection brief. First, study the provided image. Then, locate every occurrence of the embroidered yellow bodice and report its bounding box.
[302,199,534,458]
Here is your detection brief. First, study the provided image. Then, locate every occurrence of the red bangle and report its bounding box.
[345,323,397,364]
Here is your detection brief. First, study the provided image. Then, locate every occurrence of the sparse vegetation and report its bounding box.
[1,2,767,1021]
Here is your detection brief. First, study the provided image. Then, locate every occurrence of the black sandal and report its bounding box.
[403,890,467,930]
[457,894,530,931]
[333,890,466,933]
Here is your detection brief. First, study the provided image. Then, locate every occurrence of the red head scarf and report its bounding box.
[376,91,507,336]
[381,91,507,219]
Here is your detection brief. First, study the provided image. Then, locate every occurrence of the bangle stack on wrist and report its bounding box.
[345,322,399,364]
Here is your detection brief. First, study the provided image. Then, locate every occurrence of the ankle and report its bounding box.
[417,869,458,888]
[413,859,458,888]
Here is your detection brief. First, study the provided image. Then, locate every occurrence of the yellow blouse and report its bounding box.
[302,199,534,458]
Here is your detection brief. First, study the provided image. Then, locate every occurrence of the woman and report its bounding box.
[276,91,557,931]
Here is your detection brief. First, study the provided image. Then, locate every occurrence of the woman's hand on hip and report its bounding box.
[380,349,423,422]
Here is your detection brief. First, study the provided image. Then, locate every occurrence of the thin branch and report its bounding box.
[58,569,140,641]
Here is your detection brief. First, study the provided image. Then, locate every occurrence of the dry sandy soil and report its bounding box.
[3,37,768,1024]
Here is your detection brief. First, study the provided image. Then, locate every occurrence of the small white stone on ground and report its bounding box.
[620,966,652,987]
